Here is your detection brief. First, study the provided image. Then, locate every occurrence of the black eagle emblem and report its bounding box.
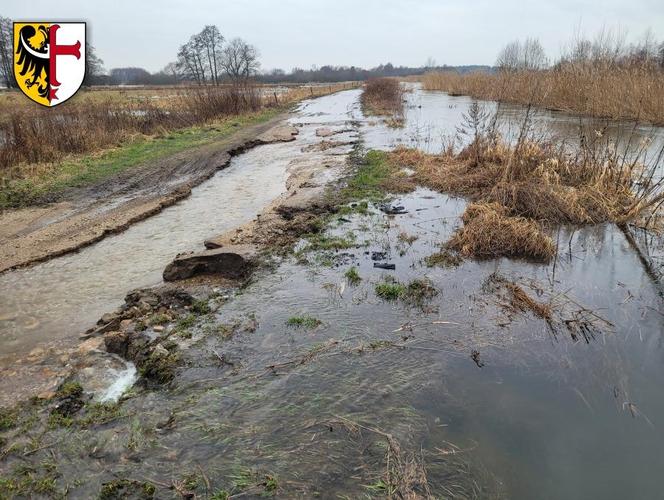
[15,25,50,100]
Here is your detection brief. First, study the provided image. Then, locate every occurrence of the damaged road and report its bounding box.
[0,118,298,274]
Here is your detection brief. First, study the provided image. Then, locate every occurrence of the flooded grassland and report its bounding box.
[1,87,663,499]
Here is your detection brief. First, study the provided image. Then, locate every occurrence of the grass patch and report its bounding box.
[344,266,362,285]
[339,150,409,203]
[286,315,322,329]
[99,479,156,499]
[403,278,438,304]
[425,249,463,267]
[375,282,407,301]
[0,409,17,431]
[447,202,556,262]
[303,232,356,252]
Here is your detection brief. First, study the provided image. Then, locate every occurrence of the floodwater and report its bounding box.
[1,85,664,498]
[0,90,359,359]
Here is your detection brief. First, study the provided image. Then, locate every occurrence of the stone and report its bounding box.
[258,124,298,143]
[99,312,118,325]
[153,325,165,333]
[315,127,334,137]
[104,331,129,358]
[163,244,259,281]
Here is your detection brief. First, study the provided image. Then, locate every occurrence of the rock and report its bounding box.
[99,312,118,325]
[379,203,408,215]
[120,319,133,331]
[77,337,104,355]
[315,127,334,137]
[153,325,165,333]
[153,344,169,357]
[371,251,387,261]
[138,301,153,314]
[258,124,298,143]
[163,244,259,281]
[373,263,396,270]
[104,331,129,358]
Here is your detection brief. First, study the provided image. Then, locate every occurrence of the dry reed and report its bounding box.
[361,78,405,121]
[446,202,556,262]
[0,83,354,183]
[421,66,664,125]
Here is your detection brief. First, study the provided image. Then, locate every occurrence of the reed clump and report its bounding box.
[387,107,664,261]
[361,78,404,122]
[446,202,556,262]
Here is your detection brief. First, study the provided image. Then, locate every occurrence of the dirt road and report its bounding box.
[0,114,296,274]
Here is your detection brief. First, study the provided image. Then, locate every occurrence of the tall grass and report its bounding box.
[361,78,404,121]
[422,69,664,125]
[422,31,664,125]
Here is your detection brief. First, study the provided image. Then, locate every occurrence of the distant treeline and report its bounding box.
[255,64,493,83]
[91,64,493,86]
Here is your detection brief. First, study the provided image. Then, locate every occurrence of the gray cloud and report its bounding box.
[4,0,663,72]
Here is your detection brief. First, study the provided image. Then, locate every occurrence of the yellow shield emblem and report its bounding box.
[13,22,86,106]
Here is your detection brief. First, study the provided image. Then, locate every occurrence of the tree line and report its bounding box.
[495,31,664,72]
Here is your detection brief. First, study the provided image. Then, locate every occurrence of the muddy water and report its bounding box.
[0,90,360,359]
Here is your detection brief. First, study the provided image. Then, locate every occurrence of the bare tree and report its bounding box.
[0,16,14,88]
[83,43,105,85]
[496,38,547,72]
[199,25,224,84]
[221,38,260,82]
[496,40,522,72]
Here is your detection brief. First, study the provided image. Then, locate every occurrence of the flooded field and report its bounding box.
[1,86,663,498]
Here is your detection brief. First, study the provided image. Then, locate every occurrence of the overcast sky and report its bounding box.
[4,0,664,73]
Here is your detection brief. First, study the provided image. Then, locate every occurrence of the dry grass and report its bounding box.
[361,78,404,122]
[421,66,664,125]
[390,133,661,225]
[447,202,556,262]
[386,111,664,260]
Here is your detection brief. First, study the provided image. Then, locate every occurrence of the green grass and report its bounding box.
[286,315,322,329]
[374,282,407,301]
[344,266,362,285]
[303,232,356,252]
[341,150,392,202]
[0,409,17,431]
[0,108,283,209]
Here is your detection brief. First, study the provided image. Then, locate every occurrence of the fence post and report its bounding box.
[274,92,278,105]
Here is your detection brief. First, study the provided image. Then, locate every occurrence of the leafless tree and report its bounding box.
[221,38,260,82]
[199,25,224,84]
[496,38,548,72]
